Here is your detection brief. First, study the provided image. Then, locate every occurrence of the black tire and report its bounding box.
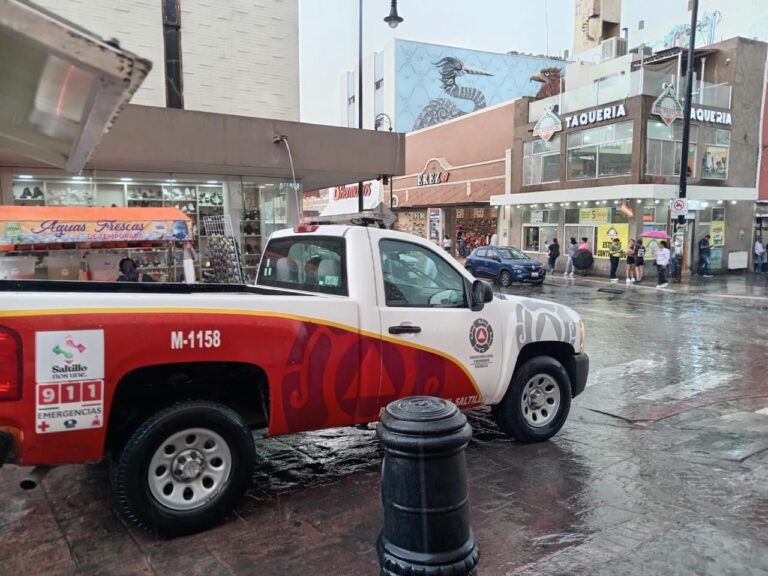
[112,400,255,537]
[499,269,512,287]
[492,356,571,443]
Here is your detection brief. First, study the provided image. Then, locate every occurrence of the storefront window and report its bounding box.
[523,136,561,185]
[701,145,728,180]
[522,209,558,252]
[567,121,633,181]
[646,121,698,177]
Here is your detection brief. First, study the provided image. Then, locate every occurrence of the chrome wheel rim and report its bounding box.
[520,374,560,427]
[148,427,232,511]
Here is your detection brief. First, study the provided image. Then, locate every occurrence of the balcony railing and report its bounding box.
[528,68,732,123]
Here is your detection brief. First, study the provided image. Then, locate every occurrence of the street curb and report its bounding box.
[545,275,768,302]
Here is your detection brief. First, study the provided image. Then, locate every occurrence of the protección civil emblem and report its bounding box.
[469,319,494,353]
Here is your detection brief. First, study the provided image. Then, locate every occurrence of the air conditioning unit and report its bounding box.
[629,44,653,57]
[601,37,628,61]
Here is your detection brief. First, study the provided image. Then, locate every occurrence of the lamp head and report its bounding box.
[384,1,403,29]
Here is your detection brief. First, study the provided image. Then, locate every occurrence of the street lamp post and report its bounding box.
[676,0,699,277]
[375,113,395,210]
[357,1,403,213]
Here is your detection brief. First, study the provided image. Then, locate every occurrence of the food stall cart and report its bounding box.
[0,206,193,282]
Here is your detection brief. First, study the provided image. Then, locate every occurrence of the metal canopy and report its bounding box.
[0,0,151,173]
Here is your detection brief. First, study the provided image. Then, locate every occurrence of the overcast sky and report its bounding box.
[298,0,674,126]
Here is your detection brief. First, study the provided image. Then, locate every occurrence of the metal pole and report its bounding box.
[677,0,698,277]
[357,0,364,213]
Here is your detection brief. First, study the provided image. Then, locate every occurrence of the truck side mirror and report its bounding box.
[470,280,493,311]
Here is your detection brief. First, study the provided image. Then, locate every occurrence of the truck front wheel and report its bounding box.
[492,356,571,443]
[112,400,255,537]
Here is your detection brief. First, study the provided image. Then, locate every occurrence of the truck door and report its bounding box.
[374,237,503,412]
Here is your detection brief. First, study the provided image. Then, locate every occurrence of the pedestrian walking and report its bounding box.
[579,237,590,251]
[656,240,670,288]
[442,234,452,254]
[699,234,713,277]
[625,239,636,284]
[755,236,765,274]
[635,240,646,283]
[608,237,622,283]
[547,238,560,274]
[490,232,498,247]
[564,237,577,277]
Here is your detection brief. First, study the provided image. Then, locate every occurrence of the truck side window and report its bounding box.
[258,236,347,296]
[379,239,467,308]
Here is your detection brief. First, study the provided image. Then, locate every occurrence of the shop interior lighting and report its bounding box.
[717,200,723,204]
[655,200,660,204]
[613,200,619,204]
[120,177,133,182]
[636,199,643,203]
[17,174,33,179]
[702,202,709,208]
[71,176,85,180]
[731,200,737,205]
[207,181,218,184]
[0,0,151,173]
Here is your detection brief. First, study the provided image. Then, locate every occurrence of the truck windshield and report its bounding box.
[257,236,347,296]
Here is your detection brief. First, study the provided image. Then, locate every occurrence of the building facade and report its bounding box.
[391,101,521,248]
[492,37,768,276]
[340,39,565,133]
[33,0,299,119]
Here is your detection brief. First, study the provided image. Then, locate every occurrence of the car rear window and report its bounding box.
[258,236,347,296]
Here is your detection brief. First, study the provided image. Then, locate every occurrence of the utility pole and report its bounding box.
[357,0,364,213]
[676,0,698,277]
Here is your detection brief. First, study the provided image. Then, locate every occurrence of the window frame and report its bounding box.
[378,239,468,309]
[566,120,634,181]
[257,235,348,296]
[523,136,561,185]
[522,225,558,253]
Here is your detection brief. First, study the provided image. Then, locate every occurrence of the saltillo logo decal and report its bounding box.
[469,319,494,353]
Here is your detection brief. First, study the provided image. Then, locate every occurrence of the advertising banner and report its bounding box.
[0,218,190,245]
[579,208,611,225]
[711,221,725,247]
[596,223,629,259]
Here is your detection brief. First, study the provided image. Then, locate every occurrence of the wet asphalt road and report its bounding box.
[1,278,767,575]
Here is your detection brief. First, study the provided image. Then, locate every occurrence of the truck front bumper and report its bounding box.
[0,430,14,467]
[572,353,589,397]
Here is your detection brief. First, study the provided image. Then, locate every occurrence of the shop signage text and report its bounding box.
[533,105,563,142]
[1,219,190,245]
[690,107,731,125]
[418,171,450,186]
[565,104,626,129]
[333,183,373,200]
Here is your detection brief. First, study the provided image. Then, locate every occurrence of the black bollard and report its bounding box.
[377,396,479,576]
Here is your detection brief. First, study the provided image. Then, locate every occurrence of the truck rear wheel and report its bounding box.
[111,400,255,537]
[492,356,571,443]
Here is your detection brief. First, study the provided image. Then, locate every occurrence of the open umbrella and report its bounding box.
[640,230,671,239]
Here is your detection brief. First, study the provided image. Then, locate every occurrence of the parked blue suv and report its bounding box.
[464,246,546,286]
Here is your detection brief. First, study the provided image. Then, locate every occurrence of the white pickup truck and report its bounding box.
[0,224,588,535]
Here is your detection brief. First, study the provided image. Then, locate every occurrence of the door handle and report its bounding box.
[388,325,422,335]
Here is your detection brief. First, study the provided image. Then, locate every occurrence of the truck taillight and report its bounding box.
[0,329,21,401]
[293,224,319,233]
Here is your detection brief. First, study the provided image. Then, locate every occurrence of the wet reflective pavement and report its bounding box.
[1,280,767,575]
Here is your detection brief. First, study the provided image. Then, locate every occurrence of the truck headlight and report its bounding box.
[579,321,586,352]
